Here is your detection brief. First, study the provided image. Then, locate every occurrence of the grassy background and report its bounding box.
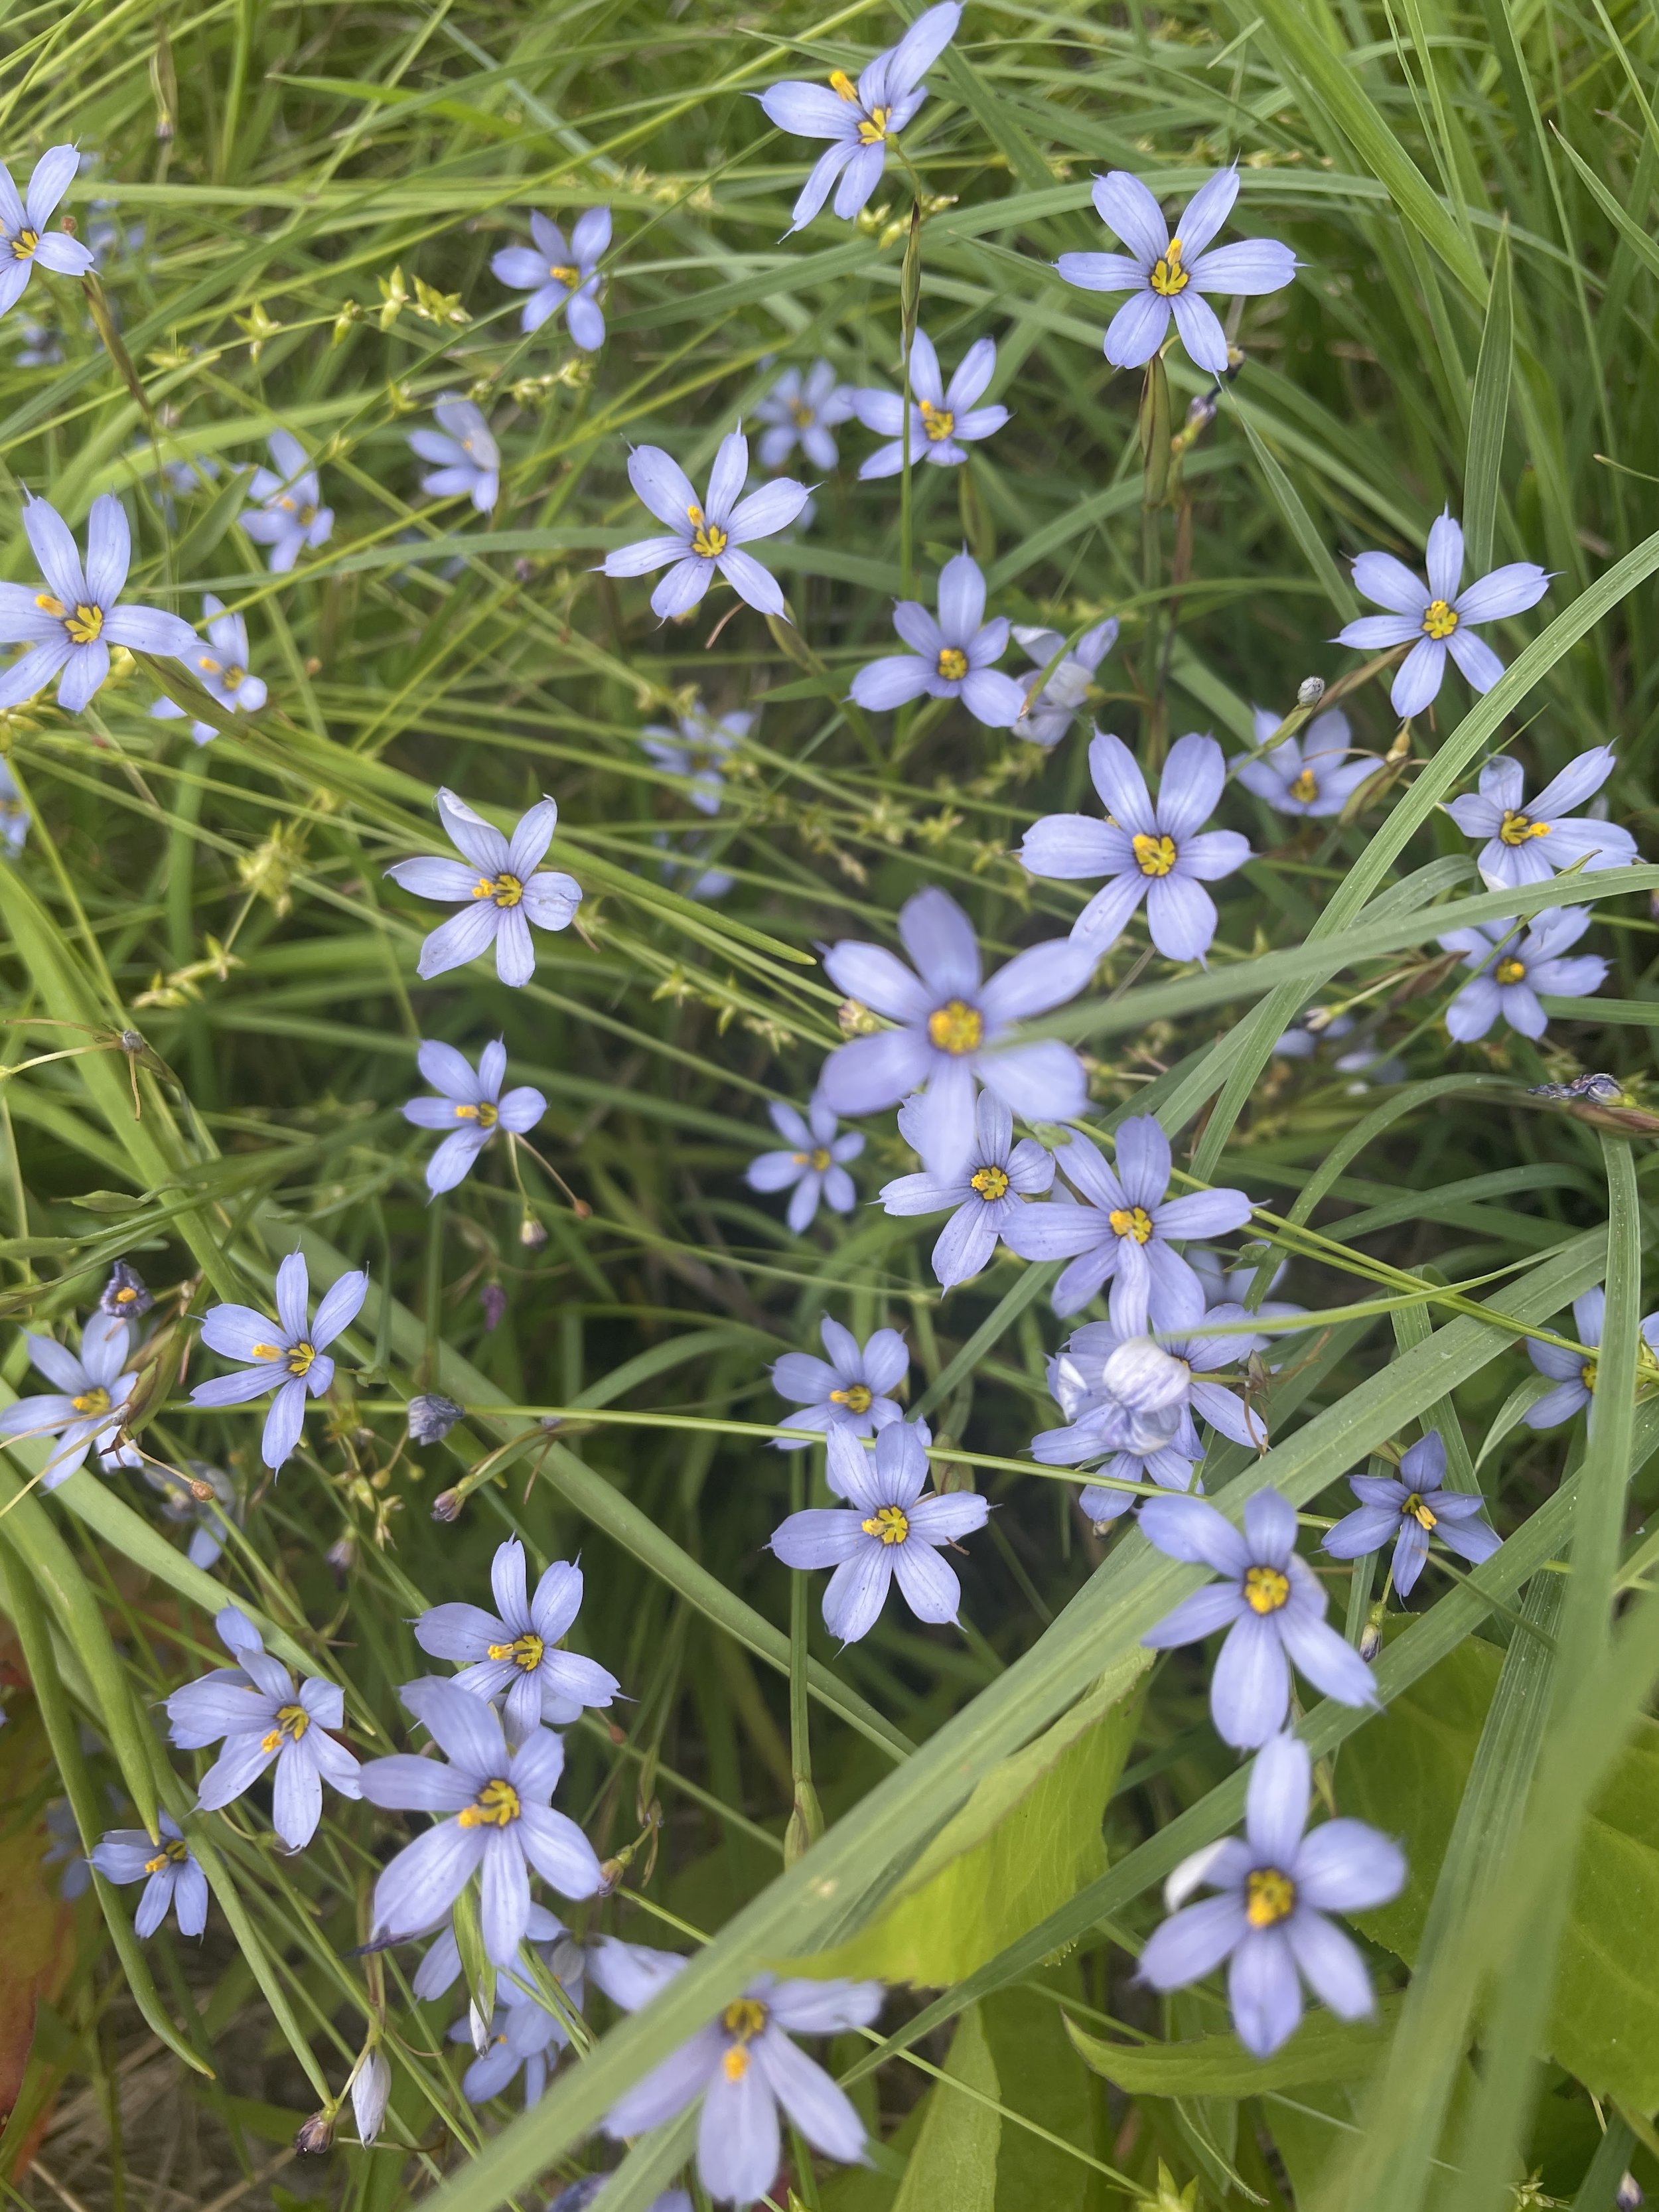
[2,1,1659,2208]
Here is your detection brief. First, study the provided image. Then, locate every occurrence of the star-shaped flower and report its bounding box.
[1336,512,1549,719]
[412,1534,620,1743]
[0,147,95,317]
[491,208,611,348]
[387,789,582,988]
[849,551,1026,727]
[1444,747,1637,891]
[1322,1430,1501,1597]
[1437,908,1606,1041]
[151,593,267,745]
[190,1251,368,1472]
[1233,707,1381,820]
[602,431,808,623]
[0,493,197,713]
[409,397,500,514]
[403,1038,546,1195]
[851,331,1009,478]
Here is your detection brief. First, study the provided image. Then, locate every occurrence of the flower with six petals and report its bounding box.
[755,360,857,471]
[1437,907,1606,1042]
[849,551,1026,727]
[603,432,808,622]
[1444,746,1637,891]
[1322,1430,1501,1597]
[851,330,1008,478]
[0,1310,143,1488]
[1234,706,1381,820]
[1336,511,1549,719]
[1523,1286,1659,1430]
[190,1250,368,1472]
[747,1094,863,1233]
[878,1090,1054,1288]
[409,397,500,514]
[387,789,582,987]
[0,493,197,713]
[0,147,95,318]
[770,1315,908,1453]
[151,593,267,745]
[240,431,334,574]
[403,1038,547,1195]
[90,1813,208,1939]
[492,208,611,348]
[413,1534,620,1743]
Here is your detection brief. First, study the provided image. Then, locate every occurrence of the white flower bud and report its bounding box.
[1101,1337,1190,1418]
[1297,676,1325,707]
[350,2049,390,2146]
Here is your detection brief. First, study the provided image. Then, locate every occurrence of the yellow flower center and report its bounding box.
[686,502,729,560]
[722,1997,768,2041]
[37,594,104,645]
[549,263,579,287]
[1149,238,1189,296]
[1108,1205,1154,1244]
[971,1163,1010,1201]
[936,645,969,681]
[918,398,956,443]
[223,664,246,689]
[861,1503,910,1545]
[1421,598,1459,639]
[927,998,983,1055]
[1289,768,1319,803]
[830,1382,873,1414]
[472,872,524,908]
[11,228,38,260]
[829,68,859,100]
[1402,1491,1437,1530]
[285,1340,317,1378]
[1246,1866,1297,1928]
[794,1146,832,1171]
[259,1702,311,1754]
[143,1838,190,1875]
[486,1631,545,1672]
[456,1100,500,1129]
[1494,956,1526,986]
[1581,1359,1598,1393]
[1132,831,1178,878]
[857,104,891,145]
[1498,809,1550,846]
[457,1778,522,1828]
[790,399,815,427]
[1244,1564,1291,1615]
[71,1385,111,1416]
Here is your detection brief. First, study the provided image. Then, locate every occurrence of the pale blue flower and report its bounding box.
[1011,620,1118,747]
[641,703,751,816]
[1444,747,1637,891]
[758,4,962,234]
[414,1900,565,2004]
[1141,1732,1404,2055]
[190,1250,368,1472]
[492,209,611,348]
[452,1930,586,2106]
[1234,707,1381,819]
[240,431,334,573]
[1437,908,1606,1041]
[1336,512,1549,718]
[603,431,808,622]
[747,1094,863,1233]
[387,789,581,987]
[0,493,197,713]
[1138,1488,1378,1748]
[167,1604,361,1850]
[771,1418,987,1641]
[771,1315,907,1451]
[879,1090,1052,1288]
[1057,167,1295,376]
[755,361,856,470]
[819,885,1094,1175]
[90,1812,208,1938]
[851,331,1008,478]
[403,1038,547,1195]
[1523,1286,1659,1430]
[0,1311,143,1487]
[413,1534,619,1742]
[1322,1430,1501,1596]
[0,758,25,855]
[1019,730,1250,961]
[410,398,500,514]
[0,147,95,317]
[849,551,1026,728]
[151,594,267,745]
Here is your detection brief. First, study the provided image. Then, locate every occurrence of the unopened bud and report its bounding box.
[480,1283,506,1331]
[294,2111,334,2156]
[325,1536,354,1581]
[350,2049,390,2145]
[408,1393,464,1445]
[1617,2174,1644,2211]
[519,1213,548,1250]
[1359,1621,1382,1662]
[431,1488,461,1524]
[1296,676,1325,709]
[784,1777,824,1867]
[837,997,881,1039]
[1184,392,1216,433]
[1101,1337,1189,1419]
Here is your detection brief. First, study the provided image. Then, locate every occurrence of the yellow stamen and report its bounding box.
[1498,809,1550,847]
[971,1163,1010,1201]
[34,593,64,617]
[259,1703,311,1755]
[857,104,891,145]
[861,1503,910,1545]
[11,228,38,260]
[549,264,579,287]
[457,1778,522,1828]
[1581,1359,1598,1393]
[223,664,246,688]
[1494,956,1526,986]
[685,502,729,560]
[1244,1564,1290,1615]
[829,68,859,100]
[113,1287,139,1305]
[1402,1492,1437,1530]
[1421,598,1459,639]
[830,1382,874,1414]
[1108,1205,1154,1244]
[470,872,524,908]
[456,1100,500,1128]
[1149,238,1189,296]
[71,1385,111,1416]
[1246,1866,1296,1927]
[62,603,104,646]
[485,1631,546,1672]
[808,1147,831,1171]
[1132,831,1178,878]
[918,397,956,443]
[936,645,969,681]
[790,399,815,428]
[252,1342,283,1362]
[1289,769,1319,803]
[722,1998,768,2041]
[927,998,983,1055]
[285,1340,317,1378]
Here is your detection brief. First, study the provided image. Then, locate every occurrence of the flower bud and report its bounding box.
[431,1488,461,1524]
[480,1284,506,1331]
[293,2112,334,2156]
[519,1214,549,1251]
[326,1536,355,1581]
[1296,676,1325,709]
[407,1394,464,1445]
[1617,2175,1644,2211]
[350,2050,390,2145]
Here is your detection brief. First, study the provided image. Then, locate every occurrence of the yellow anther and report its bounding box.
[224,664,246,688]
[830,1382,874,1414]
[1244,1564,1291,1615]
[1421,598,1459,639]
[12,228,38,260]
[1289,769,1319,803]
[828,68,859,100]
[936,645,969,681]
[71,1386,111,1416]
[457,1778,522,1828]
[790,399,815,427]
[918,398,956,443]
[1132,832,1178,877]
[252,1343,283,1362]
[1498,809,1550,847]
[62,603,104,645]
[144,1851,169,1874]
[1581,1359,1598,1394]
[723,2045,751,2081]
[722,1998,768,2042]
[927,998,983,1055]
[34,594,64,617]
[549,264,579,287]
[456,1100,500,1128]
[971,1164,1010,1201]
[1149,238,1189,296]
[485,1632,545,1672]
[1402,1492,1438,1530]
[857,104,891,145]
[1246,1866,1297,1927]
[861,1504,910,1545]
[1494,956,1526,986]
[286,1340,317,1378]
[471,872,524,907]
[1108,1206,1154,1244]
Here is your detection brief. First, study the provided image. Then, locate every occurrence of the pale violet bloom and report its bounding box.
[1057,167,1296,376]
[755,361,856,471]
[403,1039,547,1196]
[413,1534,620,1742]
[360,1678,603,1966]
[1437,908,1607,1041]
[852,331,1008,479]
[0,1310,143,1488]
[1141,1732,1404,2057]
[410,398,500,514]
[1524,1286,1659,1430]
[90,1813,208,1939]
[1444,747,1637,891]
[351,2051,391,2146]
[1189,1245,1307,1335]
[758,4,962,234]
[1003,1115,1254,1329]
[603,431,808,622]
[1020,730,1250,962]
[772,1418,987,1642]
[0,758,25,854]
[1234,707,1381,819]
[819,885,1094,1175]
[849,551,1025,728]
[1138,1488,1378,1748]
[771,1315,907,1453]
[1011,620,1119,747]
[452,1929,587,2106]
[0,147,95,316]
[492,208,611,348]
[414,1899,566,2004]
[879,1090,1053,1288]
[1322,1431,1500,1597]
[601,1953,880,2207]
[240,431,334,574]
[190,1250,368,1472]
[747,1095,863,1233]
[641,703,751,816]
[151,593,267,745]
[387,789,581,987]
[1336,512,1550,719]
[0,494,197,713]
[166,1605,361,1851]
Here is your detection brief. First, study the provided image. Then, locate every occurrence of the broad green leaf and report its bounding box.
[891,2006,1001,2212]
[1066,2000,1401,2099]
[983,1983,1104,2212]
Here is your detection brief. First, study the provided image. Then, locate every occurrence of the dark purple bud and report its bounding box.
[100,1260,153,1317]
[431,1489,461,1523]
[480,1284,506,1331]
[1617,2176,1644,2212]
[407,1393,464,1444]
[293,2112,334,2156]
